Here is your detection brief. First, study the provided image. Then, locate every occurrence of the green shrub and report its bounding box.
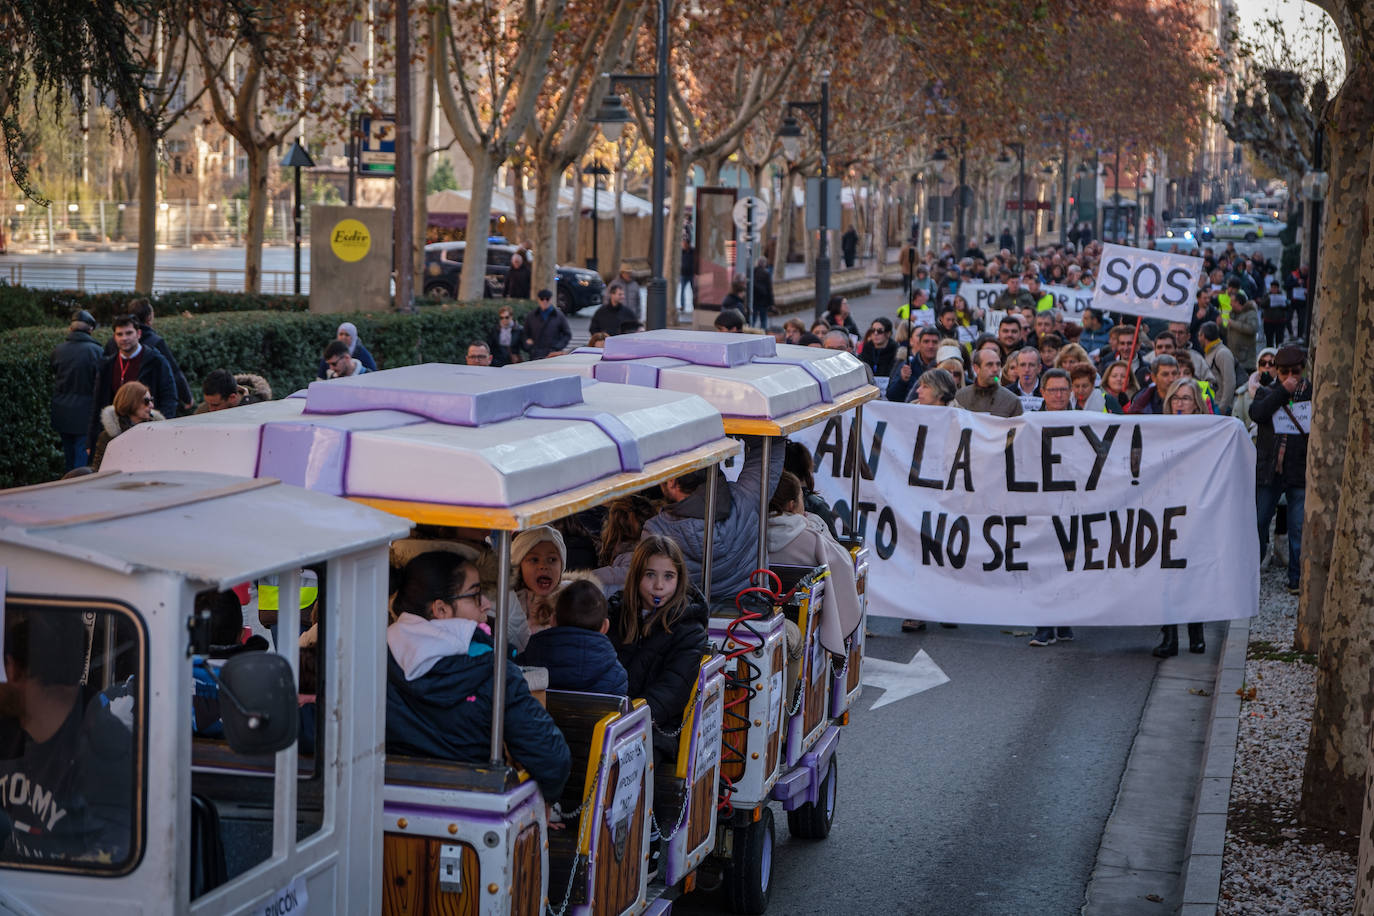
[0,300,532,489]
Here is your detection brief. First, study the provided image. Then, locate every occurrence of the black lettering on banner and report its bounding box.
[1004,516,1028,570]
[843,418,886,481]
[1161,506,1188,568]
[1134,509,1158,566]
[813,415,844,478]
[947,515,970,569]
[1081,512,1107,570]
[832,499,851,537]
[1003,429,1037,492]
[1041,426,1075,492]
[1101,257,1130,296]
[1078,424,1120,491]
[921,511,947,566]
[1108,508,1134,568]
[947,428,974,491]
[1052,516,1078,571]
[855,501,876,538]
[1131,263,1162,300]
[1164,267,1193,306]
[909,425,944,489]
[982,517,1004,571]
[875,506,898,560]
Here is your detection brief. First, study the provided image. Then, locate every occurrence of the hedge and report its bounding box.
[1,300,532,489]
[0,284,312,332]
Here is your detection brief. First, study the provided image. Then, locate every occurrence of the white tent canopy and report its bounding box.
[426,186,655,220]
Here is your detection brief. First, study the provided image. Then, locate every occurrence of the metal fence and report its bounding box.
[2,199,305,250]
[0,260,306,295]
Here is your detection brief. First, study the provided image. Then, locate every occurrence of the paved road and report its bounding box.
[676,619,1164,915]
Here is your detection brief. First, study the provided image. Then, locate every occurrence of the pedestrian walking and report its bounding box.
[50,309,103,470]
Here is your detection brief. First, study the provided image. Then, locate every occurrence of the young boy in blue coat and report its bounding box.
[517,579,629,696]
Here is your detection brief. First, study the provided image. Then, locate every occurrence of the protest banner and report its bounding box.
[793,401,1259,626]
[1091,244,1205,322]
[951,282,1095,316]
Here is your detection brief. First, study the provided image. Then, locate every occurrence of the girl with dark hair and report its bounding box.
[607,536,709,763]
[385,551,570,806]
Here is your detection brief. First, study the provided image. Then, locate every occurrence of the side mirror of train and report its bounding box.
[217,652,301,756]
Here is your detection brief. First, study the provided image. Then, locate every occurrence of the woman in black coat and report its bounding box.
[486,304,526,366]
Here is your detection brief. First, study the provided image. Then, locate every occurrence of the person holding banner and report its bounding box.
[955,348,1023,417]
[1126,356,1180,415]
[1250,346,1311,596]
[1163,378,1206,415]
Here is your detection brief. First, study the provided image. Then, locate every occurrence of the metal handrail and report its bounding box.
[0,260,306,295]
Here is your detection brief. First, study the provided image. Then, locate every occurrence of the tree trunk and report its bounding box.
[567,162,582,266]
[413,54,435,299]
[243,144,270,294]
[133,119,158,294]
[1300,54,1374,837]
[461,154,499,301]
[530,160,561,294]
[773,170,794,272]
[665,160,688,317]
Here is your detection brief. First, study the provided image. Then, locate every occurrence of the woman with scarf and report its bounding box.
[317,322,378,379]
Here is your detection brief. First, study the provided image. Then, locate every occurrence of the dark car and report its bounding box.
[422,241,604,314]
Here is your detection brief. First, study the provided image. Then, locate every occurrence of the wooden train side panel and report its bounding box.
[426,841,479,916]
[802,606,828,738]
[686,771,715,850]
[721,659,750,782]
[766,643,784,776]
[592,760,646,916]
[847,567,867,694]
[512,822,543,916]
[383,834,428,916]
[382,834,479,916]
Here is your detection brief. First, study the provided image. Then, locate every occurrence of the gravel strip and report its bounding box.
[1218,558,1357,915]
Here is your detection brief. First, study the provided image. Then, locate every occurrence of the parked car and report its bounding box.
[1210,214,1265,242]
[422,241,605,314]
[1251,214,1286,236]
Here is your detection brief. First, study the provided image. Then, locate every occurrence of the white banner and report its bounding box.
[1092,243,1204,321]
[952,281,1095,316]
[794,402,1259,626]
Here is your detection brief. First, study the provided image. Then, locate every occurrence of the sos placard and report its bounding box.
[1092,244,1204,322]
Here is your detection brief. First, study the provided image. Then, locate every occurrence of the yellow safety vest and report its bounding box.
[1036,293,1055,312]
[1217,293,1232,327]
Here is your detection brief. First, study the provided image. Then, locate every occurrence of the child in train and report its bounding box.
[765,472,863,658]
[517,580,628,696]
[606,536,710,764]
[592,494,657,590]
[507,526,567,652]
[385,551,570,807]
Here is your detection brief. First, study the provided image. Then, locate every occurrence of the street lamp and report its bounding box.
[1100,147,1122,244]
[776,71,830,320]
[591,0,669,328]
[281,138,316,296]
[584,161,611,273]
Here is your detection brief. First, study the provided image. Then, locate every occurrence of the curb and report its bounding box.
[1177,616,1250,915]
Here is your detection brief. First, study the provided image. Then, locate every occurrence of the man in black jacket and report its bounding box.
[522,289,571,358]
[103,299,193,412]
[88,315,177,456]
[751,255,775,330]
[1250,346,1310,595]
[50,310,104,470]
[588,285,638,337]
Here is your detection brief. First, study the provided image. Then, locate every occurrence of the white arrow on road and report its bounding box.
[861,650,950,710]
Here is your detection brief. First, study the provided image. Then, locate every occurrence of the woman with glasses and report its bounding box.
[385,550,571,811]
[858,317,899,377]
[1163,378,1206,415]
[90,381,163,470]
[1233,347,1278,435]
[486,306,526,366]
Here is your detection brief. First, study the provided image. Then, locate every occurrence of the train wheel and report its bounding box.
[726,807,774,914]
[787,755,837,840]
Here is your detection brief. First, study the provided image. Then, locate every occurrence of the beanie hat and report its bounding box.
[935,344,963,364]
[511,525,566,570]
